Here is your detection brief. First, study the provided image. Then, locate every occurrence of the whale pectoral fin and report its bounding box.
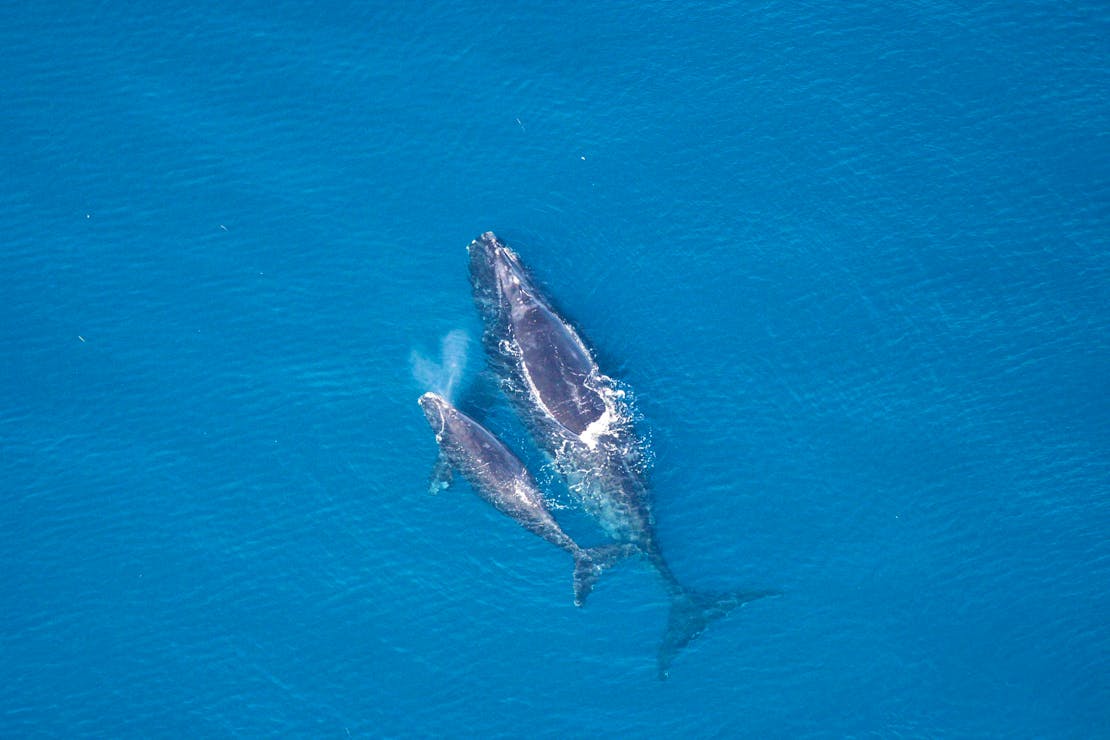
[428,453,454,495]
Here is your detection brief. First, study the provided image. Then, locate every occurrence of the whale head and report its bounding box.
[467,231,534,317]
[418,392,452,438]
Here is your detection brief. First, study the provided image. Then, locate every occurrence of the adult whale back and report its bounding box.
[468,236,611,439]
[417,392,625,606]
[467,231,778,677]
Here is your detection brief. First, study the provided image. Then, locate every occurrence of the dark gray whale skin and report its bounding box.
[467,232,650,543]
[467,232,777,677]
[418,391,623,606]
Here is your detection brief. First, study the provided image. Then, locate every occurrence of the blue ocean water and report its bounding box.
[2,0,1108,735]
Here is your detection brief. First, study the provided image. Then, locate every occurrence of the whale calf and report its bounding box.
[467,232,778,677]
[418,391,625,606]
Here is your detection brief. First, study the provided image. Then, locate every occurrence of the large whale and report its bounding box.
[467,231,777,677]
[418,391,625,606]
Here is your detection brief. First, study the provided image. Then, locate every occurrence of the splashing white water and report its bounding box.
[410,329,471,402]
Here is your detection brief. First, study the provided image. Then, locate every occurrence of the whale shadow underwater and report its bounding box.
[418,231,779,678]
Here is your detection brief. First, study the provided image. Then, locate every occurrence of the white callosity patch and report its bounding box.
[419,393,449,443]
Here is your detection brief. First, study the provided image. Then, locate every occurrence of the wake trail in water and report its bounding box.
[410,329,471,402]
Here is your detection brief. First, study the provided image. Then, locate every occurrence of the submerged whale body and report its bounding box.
[467,231,778,677]
[417,391,625,606]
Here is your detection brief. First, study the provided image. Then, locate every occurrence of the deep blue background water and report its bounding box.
[3,1,1108,736]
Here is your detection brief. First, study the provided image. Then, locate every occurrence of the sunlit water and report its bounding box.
[2,1,1108,736]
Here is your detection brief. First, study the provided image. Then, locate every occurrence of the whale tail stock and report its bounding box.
[657,587,782,679]
[572,544,634,607]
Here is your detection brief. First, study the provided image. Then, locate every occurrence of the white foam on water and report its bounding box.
[580,407,615,450]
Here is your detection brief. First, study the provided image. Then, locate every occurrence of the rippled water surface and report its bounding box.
[2,1,1108,736]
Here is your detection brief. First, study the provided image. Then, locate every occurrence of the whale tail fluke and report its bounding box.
[657,588,781,679]
[572,544,634,607]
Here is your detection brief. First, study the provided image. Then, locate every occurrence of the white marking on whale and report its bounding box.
[467,231,780,677]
